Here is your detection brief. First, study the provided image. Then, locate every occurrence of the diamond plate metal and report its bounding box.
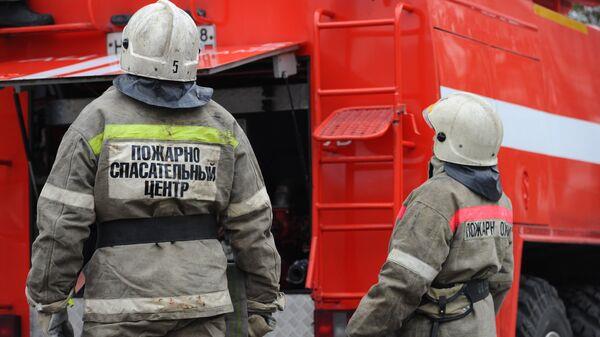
[272,294,314,337]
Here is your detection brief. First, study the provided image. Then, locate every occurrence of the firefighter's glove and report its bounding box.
[37,310,74,337]
[248,314,275,337]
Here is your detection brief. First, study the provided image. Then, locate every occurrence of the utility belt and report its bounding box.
[416,279,490,337]
[96,214,218,248]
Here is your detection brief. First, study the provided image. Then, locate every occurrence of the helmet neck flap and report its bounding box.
[113,74,213,109]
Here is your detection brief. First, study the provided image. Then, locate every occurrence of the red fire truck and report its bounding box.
[0,0,598,336]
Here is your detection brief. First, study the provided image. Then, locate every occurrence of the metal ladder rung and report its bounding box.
[320,223,394,231]
[403,140,416,149]
[317,18,395,29]
[318,87,396,97]
[316,202,394,210]
[320,155,394,164]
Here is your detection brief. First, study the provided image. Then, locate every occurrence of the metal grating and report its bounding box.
[314,106,394,141]
[272,294,314,337]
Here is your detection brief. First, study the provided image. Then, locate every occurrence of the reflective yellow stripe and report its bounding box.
[89,124,238,155]
[89,132,104,156]
[533,4,588,34]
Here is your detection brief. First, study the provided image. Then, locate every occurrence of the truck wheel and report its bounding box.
[561,285,600,337]
[517,276,573,337]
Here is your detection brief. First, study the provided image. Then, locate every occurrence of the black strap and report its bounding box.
[464,279,490,303]
[418,279,490,337]
[431,321,440,337]
[97,214,218,248]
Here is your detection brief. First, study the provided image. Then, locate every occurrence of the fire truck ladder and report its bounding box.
[306,3,417,299]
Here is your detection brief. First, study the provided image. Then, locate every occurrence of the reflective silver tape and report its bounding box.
[387,248,438,282]
[85,290,232,315]
[226,187,270,218]
[40,183,94,210]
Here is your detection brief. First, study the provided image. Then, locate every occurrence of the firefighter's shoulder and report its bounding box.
[407,172,466,221]
[202,99,237,126]
[66,87,119,146]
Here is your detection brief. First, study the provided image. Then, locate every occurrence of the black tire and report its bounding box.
[517,275,573,337]
[561,285,600,337]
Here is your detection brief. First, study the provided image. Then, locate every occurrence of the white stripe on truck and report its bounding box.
[441,86,600,165]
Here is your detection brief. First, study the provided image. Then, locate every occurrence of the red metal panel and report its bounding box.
[433,3,600,337]
[432,2,600,233]
[0,42,300,84]
[430,0,540,59]
[496,226,524,337]
[309,1,436,312]
[534,10,600,123]
[0,89,30,336]
[432,30,494,96]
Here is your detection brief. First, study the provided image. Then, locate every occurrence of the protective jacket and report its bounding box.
[346,157,513,337]
[26,86,282,323]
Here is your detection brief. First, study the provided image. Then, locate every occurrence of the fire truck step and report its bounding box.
[313,106,394,141]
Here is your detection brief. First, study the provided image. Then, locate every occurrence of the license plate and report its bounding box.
[106,25,217,56]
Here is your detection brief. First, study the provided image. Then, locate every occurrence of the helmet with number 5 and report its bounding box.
[422,92,503,166]
[120,0,199,82]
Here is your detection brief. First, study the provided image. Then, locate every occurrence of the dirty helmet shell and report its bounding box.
[120,0,200,82]
[422,92,503,166]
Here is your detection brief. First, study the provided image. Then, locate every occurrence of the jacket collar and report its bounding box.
[113,74,213,109]
[429,156,503,202]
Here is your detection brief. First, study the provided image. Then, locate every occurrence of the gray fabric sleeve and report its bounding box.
[26,128,97,312]
[346,202,452,337]
[221,122,282,312]
[489,232,514,314]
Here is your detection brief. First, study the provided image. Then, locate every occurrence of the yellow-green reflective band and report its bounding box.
[88,124,239,155]
[89,132,104,156]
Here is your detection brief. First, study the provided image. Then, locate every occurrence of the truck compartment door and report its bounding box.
[0,42,300,86]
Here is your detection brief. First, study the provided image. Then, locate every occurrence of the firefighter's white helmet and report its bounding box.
[120,0,199,82]
[422,92,503,166]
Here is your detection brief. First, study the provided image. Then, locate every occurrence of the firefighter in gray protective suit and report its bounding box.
[346,93,514,337]
[25,1,283,336]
